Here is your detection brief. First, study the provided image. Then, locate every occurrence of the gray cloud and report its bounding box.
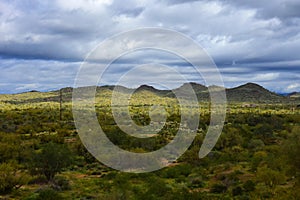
[0,0,299,93]
[0,59,80,93]
[221,0,300,20]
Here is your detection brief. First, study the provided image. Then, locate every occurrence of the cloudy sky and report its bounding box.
[1,0,300,93]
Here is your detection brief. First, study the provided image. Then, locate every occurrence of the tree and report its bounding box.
[30,142,73,181]
[253,123,274,144]
[0,162,30,194]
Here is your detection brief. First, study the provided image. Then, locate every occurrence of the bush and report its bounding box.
[188,177,205,188]
[0,132,26,163]
[243,180,255,192]
[51,176,70,191]
[0,162,30,194]
[248,139,265,151]
[160,164,192,178]
[143,177,172,198]
[232,186,243,196]
[256,166,285,188]
[210,183,227,193]
[28,176,48,185]
[35,188,62,200]
[283,127,300,177]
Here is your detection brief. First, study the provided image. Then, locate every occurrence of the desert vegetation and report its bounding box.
[0,84,299,199]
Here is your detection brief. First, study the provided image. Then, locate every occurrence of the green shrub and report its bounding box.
[28,176,48,185]
[160,164,192,178]
[36,187,62,200]
[210,183,227,193]
[142,177,172,198]
[243,180,255,192]
[256,166,285,188]
[0,162,30,194]
[232,186,243,196]
[188,177,205,188]
[51,176,70,191]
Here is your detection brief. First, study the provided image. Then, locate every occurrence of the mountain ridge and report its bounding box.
[2,82,300,103]
[68,82,299,103]
[225,82,284,102]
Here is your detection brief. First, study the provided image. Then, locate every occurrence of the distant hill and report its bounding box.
[208,85,225,92]
[98,85,133,94]
[287,92,300,98]
[226,83,284,102]
[169,82,285,102]
[169,82,208,99]
[135,84,171,96]
[1,82,298,104]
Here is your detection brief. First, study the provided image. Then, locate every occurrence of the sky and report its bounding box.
[0,0,300,94]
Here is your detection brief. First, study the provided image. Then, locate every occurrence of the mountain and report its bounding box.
[134,84,171,96]
[2,82,298,104]
[131,82,287,103]
[226,83,284,102]
[98,85,134,93]
[183,82,207,93]
[169,82,209,99]
[287,92,300,98]
[208,85,225,92]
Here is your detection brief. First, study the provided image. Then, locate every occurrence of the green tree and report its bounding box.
[30,142,73,181]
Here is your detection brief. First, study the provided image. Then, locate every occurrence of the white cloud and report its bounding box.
[55,0,113,11]
[285,83,300,93]
[15,83,39,91]
[253,73,280,81]
[0,0,299,93]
